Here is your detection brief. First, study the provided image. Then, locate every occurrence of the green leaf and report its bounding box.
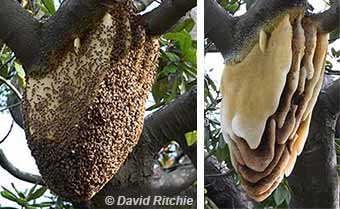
[163,30,192,55]
[13,62,26,87]
[17,197,28,206]
[225,2,239,13]
[274,183,291,206]
[0,191,18,202]
[170,74,178,100]
[215,146,228,162]
[172,18,195,33]
[26,184,37,201]
[41,0,56,14]
[29,202,52,207]
[11,183,25,199]
[29,186,47,200]
[183,48,197,65]
[151,78,168,104]
[162,65,177,74]
[163,52,180,63]
[185,131,197,146]
[36,2,52,16]
[1,186,18,200]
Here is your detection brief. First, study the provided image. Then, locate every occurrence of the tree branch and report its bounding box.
[150,163,196,196]
[310,0,340,33]
[324,78,340,115]
[0,149,45,185]
[204,0,236,56]
[0,0,196,74]
[0,76,22,100]
[142,0,196,35]
[205,0,308,61]
[0,0,40,69]
[205,156,255,209]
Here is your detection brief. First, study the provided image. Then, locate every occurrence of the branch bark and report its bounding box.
[204,0,236,57]
[0,149,45,185]
[142,0,196,35]
[205,0,308,61]
[288,79,340,209]
[0,0,195,73]
[311,0,340,33]
[0,0,40,69]
[205,157,255,209]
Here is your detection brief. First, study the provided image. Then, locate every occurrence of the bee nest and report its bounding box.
[221,14,328,201]
[22,2,160,201]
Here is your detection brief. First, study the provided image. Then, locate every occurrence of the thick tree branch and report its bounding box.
[142,0,196,35]
[0,149,45,185]
[205,157,255,209]
[0,0,40,69]
[288,79,340,209]
[204,0,236,57]
[311,0,340,33]
[1,0,195,74]
[324,78,340,115]
[206,0,308,61]
[150,163,196,196]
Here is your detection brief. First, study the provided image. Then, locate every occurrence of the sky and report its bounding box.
[0,0,339,207]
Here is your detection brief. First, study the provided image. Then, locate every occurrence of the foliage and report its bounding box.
[149,18,197,111]
[0,183,73,209]
[185,130,197,146]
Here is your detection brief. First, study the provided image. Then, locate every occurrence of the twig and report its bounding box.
[133,0,157,12]
[0,120,14,144]
[0,55,16,72]
[0,101,21,113]
[0,149,45,185]
[326,69,340,75]
[0,76,22,100]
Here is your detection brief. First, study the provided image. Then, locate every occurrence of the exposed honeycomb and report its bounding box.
[22,2,160,201]
[221,13,328,201]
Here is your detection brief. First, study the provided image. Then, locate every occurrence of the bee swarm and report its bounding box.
[22,2,160,201]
